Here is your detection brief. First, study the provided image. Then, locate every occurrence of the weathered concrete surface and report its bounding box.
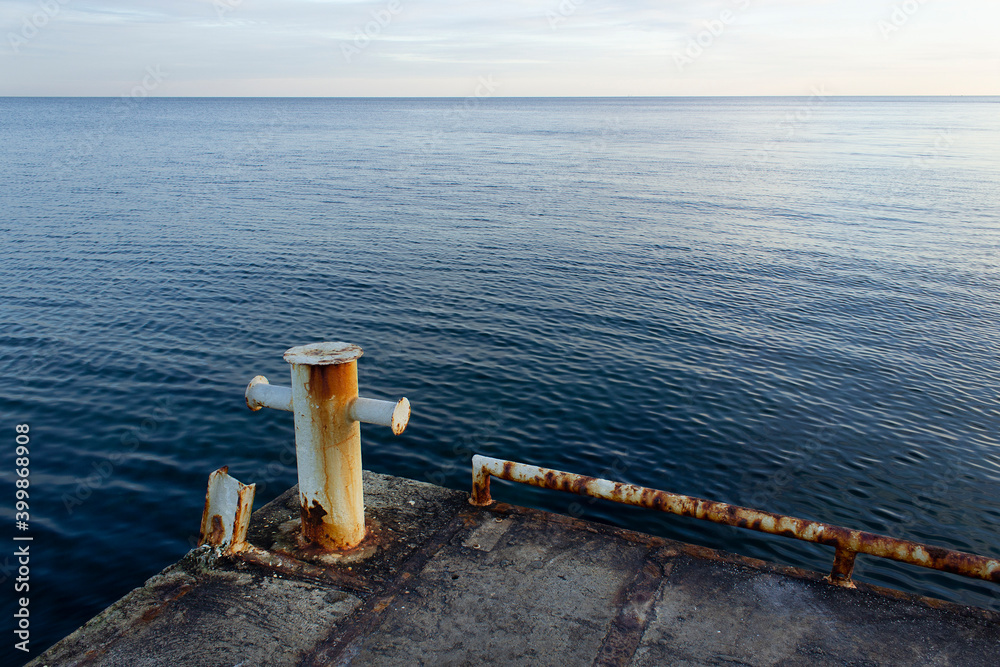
[30,472,1000,666]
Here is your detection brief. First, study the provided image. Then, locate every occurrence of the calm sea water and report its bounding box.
[2,97,999,660]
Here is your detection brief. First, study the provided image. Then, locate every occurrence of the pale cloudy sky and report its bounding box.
[1,0,998,96]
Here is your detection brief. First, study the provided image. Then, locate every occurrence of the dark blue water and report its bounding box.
[2,97,999,661]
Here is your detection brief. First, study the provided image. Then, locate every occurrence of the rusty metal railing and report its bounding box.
[469,455,1000,589]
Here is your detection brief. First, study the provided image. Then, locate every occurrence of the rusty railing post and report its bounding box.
[828,547,858,587]
[198,466,256,554]
[470,454,494,506]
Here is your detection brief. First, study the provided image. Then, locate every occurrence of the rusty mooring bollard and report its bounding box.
[245,342,410,551]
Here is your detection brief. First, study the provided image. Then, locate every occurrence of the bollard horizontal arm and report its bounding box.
[245,376,293,412]
[245,375,409,434]
[350,396,410,435]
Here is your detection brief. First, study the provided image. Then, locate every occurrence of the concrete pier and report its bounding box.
[30,472,1000,666]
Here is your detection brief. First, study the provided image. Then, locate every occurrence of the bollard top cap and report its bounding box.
[283,342,364,366]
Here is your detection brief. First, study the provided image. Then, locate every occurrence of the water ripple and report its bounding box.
[2,97,999,654]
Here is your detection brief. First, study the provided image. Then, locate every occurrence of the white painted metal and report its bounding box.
[245,375,293,412]
[199,467,256,554]
[350,396,411,435]
[283,341,363,366]
[288,354,365,548]
[469,455,1000,587]
[246,375,409,433]
[245,341,411,551]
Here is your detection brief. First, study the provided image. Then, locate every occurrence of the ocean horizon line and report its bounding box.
[3,94,999,100]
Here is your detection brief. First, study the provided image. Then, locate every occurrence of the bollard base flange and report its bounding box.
[270,517,384,566]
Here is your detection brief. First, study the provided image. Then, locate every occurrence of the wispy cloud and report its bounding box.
[2,0,998,95]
